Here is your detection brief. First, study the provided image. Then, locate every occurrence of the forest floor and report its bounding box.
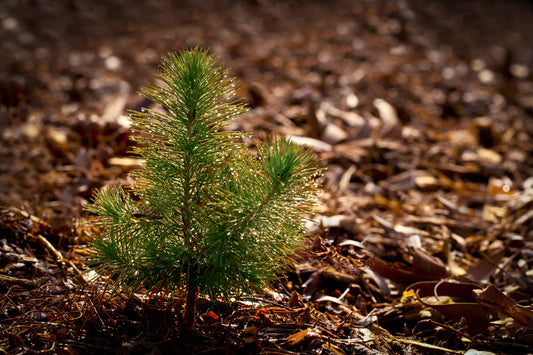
[2,0,533,354]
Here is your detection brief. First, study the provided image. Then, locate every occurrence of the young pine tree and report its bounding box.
[86,48,321,331]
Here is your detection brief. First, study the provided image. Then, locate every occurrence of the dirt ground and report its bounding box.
[1,0,533,354]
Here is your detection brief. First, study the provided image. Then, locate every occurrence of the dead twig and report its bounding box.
[27,233,88,287]
[0,274,36,288]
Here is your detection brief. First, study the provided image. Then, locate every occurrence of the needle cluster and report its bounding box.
[86,48,321,327]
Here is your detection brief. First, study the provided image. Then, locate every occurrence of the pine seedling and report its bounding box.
[85,48,321,332]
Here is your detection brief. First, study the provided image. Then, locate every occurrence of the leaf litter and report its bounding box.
[1,0,533,353]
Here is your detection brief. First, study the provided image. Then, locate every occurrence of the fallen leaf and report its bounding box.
[411,247,449,280]
[467,245,505,282]
[474,284,533,329]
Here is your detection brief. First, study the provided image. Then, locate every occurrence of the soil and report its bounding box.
[1,0,533,354]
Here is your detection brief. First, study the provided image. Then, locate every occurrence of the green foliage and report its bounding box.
[86,48,321,305]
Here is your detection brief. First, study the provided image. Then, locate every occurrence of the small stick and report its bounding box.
[0,274,36,288]
[28,233,88,286]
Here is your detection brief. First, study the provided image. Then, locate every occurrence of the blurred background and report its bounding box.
[1,0,533,215]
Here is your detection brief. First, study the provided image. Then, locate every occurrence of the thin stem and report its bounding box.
[182,154,192,249]
[183,107,198,334]
[184,268,198,335]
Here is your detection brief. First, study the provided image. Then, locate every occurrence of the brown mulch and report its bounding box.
[1,0,533,354]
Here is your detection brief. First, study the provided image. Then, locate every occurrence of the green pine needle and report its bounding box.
[86,48,322,313]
